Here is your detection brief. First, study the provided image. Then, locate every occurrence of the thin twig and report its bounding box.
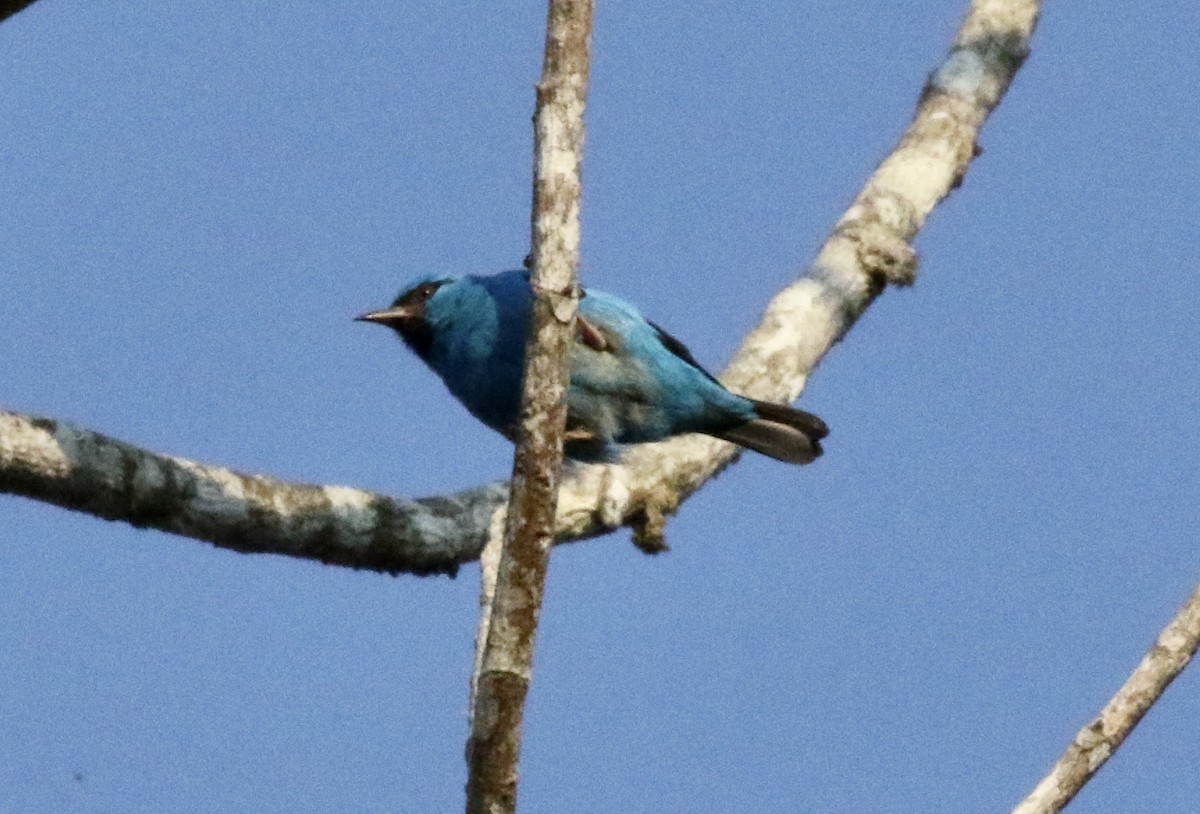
[1011,582,1200,814]
[464,2,593,813]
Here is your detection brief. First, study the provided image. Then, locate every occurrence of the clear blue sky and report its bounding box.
[2,2,1198,812]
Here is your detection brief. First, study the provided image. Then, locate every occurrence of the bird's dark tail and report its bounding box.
[713,400,829,464]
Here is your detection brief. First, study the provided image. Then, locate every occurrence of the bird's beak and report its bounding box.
[355,305,414,328]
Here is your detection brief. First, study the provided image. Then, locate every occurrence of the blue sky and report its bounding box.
[2,2,1198,812]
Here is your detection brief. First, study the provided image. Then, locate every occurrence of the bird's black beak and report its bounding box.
[355,305,415,328]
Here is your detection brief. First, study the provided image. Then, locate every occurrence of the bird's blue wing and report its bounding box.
[569,288,752,444]
[644,319,723,386]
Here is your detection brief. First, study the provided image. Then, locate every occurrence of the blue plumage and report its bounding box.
[357,270,827,463]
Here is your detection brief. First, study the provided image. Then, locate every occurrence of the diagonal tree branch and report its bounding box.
[1011,581,1200,814]
[11,6,1195,812]
[465,1,593,811]
[1,0,1041,567]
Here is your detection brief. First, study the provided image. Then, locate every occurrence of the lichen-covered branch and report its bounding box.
[0,410,508,576]
[1,0,1040,564]
[555,0,1043,551]
[1010,582,1200,814]
[465,2,593,812]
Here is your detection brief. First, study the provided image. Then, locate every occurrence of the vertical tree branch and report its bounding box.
[464,2,593,813]
[469,508,508,722]
[0,0,1043,569]
[1011,582,1200,814]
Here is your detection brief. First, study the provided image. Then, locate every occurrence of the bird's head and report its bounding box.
[356,276,453,359]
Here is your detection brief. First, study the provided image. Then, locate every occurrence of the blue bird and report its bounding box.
[356,270,827,464]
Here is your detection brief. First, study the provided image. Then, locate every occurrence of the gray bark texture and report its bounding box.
[465,1,593,812]
[11,2,1200,813]
[1010,582,1200,814]
[1,0,1043,572]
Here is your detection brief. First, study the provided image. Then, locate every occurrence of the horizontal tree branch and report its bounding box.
[1,0,1040,572]
[0,411,508,576]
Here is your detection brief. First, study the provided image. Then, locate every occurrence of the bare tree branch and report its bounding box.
[18,3,1196,812]
[0,410,506,576]
[1011,582,1200,814]
[11,5,1190,812]
[465,3,593,811]
[1,0,1040,563]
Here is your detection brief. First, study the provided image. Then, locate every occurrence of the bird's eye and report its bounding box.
[395,279,446,310]
[415,281,444,302]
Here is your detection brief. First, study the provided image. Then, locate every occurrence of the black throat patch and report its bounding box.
[391,279,448,360]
